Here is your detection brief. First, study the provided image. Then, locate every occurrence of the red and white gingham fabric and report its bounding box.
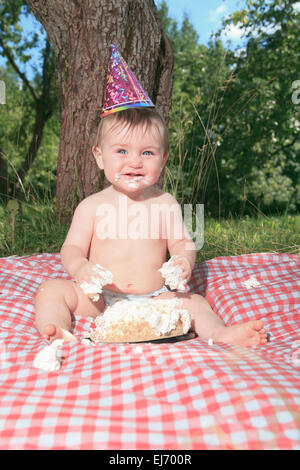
[0,252,299,450]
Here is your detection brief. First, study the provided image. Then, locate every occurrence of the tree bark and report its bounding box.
[25,0,174,223]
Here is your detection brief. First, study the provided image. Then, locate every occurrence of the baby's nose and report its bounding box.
[129,153,143,166]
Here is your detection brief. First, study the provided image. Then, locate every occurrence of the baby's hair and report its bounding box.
[95,108,169,155]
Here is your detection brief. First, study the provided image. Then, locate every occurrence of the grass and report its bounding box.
[197,213,300,262]
[0,200,67,257]
[0,198,299,259]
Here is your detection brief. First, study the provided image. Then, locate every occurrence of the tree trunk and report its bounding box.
[26,0,174,224]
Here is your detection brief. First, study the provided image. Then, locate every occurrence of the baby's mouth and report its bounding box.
[114,172,149,186]
[123,173,144,179]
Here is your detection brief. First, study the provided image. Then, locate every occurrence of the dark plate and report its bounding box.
[130,331,197,344]
[84,331,197,345]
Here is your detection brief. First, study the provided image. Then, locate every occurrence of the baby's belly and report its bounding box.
[89,239,167,294]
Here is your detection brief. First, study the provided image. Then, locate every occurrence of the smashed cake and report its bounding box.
[85,297,192,343]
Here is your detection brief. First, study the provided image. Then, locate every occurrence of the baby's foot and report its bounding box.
[214,320,267,347]
[42,324,77,343]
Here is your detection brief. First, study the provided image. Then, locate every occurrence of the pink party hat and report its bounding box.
[101,44,155,117]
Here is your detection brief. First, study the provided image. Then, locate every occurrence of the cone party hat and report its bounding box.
[101,44,155,117]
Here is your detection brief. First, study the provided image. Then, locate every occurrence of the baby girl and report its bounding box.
[34,107,267,347]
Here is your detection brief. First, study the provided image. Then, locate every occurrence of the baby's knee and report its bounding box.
[35,279,72,298]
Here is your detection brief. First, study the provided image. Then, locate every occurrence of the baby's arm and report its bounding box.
[164,195,196,281]
[60,198,95,280]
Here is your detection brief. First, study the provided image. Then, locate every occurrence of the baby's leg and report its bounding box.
[35,279,105,342]
[155,291,267,347]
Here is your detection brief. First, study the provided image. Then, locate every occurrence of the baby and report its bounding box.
[35,108,267,347]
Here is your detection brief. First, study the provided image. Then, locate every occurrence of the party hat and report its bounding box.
[101,44,155,117]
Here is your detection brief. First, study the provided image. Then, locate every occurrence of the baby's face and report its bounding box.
[93,120,168,195]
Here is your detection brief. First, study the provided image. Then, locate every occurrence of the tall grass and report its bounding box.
[0,174,68,257]
[0,192,299,258]
[162,63,278,218]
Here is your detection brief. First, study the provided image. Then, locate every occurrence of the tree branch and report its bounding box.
[41,38,52,106]
[0,36,38,102]
[270,135,298,157]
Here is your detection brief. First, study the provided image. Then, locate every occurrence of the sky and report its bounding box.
[156,0,249,46]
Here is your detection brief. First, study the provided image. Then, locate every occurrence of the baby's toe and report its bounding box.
[43,324,56,339]
[253,320,264,331]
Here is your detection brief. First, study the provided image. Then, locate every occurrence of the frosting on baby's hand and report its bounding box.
[158,255,187,291]
[80,264,113,301]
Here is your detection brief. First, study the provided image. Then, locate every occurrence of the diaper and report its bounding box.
[102,285,169,307]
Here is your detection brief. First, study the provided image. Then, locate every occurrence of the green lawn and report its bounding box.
[1,201,299,259]
[197,214,300,262]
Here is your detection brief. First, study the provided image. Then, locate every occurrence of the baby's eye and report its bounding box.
[117,149,127,155]
[143,150,153,156]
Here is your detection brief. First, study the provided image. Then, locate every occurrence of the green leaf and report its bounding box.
[7,199,19,215]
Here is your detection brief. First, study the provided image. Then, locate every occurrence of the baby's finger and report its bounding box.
[171,258,183,267]
[176,260,188,272]
[93,263,107,273]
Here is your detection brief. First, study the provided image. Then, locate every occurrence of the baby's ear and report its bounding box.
[161,152,169,169]
[92,146,104,170]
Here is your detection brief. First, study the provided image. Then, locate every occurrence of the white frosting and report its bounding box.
[158,255,186,290]
[243,275,260,289]
[86,298,191,341]
[114,172,149,188]
[125,180,139,188]
[33,339,64,372]
[80,264,113,301]
[124,175,145,189]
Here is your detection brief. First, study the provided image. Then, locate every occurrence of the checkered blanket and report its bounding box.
[0,252,299,450]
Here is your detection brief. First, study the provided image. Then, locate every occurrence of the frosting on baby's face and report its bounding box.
[114,173,151,188]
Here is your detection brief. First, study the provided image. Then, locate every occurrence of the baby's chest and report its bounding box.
[94,206,167,241]
[91,236,166,270]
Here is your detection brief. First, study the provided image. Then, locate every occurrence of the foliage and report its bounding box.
[0,0,58,200]
[158,0,300,216]
[159,3,230,215]
[217,0,300,214]
[0,66,33,194]
[0,65,58,200]
[0,0,299,218]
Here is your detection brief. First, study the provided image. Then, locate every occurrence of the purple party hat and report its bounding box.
[101,44,155,117]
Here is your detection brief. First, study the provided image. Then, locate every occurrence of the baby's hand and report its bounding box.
[73,259,100,285]
[170,255,192,282]
[158,255,191,291]
[74,261,113,301]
